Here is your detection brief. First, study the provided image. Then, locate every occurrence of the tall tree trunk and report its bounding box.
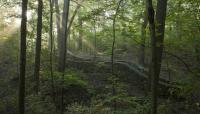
[146,0,157,114]
[55,0,61,51]
[152,1,167,113]
[49,0,55,102]
[175,1,182,40]
[58,0,70,114]
[111,0,123,74]
[67,0,84,34]
[19,0,28,113]
[111,0,123,113]
[155,0,167,75]
[146,0,168,114]
[58,0,70,72]
[78,13,83,51]
[93,17,97,58]
[67,0,84,51]
[139,10,148,66]
[34,0,43,94]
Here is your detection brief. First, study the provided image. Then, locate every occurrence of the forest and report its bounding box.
[0,0,200,114]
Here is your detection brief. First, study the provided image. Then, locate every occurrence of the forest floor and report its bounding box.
[0,23,19,113]
[70,51,175,82]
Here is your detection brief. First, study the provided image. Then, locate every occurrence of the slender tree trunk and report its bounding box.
[93,17,97,59]
[58,0,70,72]
[19,0,28,113]
[139,10,148,66]
[111,0,123,74]
[67,0,84,51]
[34,0,43,94]
[166,55,171,81]
[152,1,167,113]
[155,0,167,76]
[49,0,55,102]
[58,0,70,114]
[72,29,76,51]
[55,0,61,51]
[111,1,123,113]
[146,0,157,114]
[67,0,84,34]
[78,14,83,51]
[146,0,168,114]
[176,1,182,40]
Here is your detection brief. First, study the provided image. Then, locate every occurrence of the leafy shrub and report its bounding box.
[26,95,56,114]
[40,69,93,106]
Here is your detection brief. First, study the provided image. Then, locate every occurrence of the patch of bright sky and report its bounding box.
[0,4,33,38]
[105,10,115,17]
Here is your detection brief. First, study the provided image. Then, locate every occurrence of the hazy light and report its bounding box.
[34,1,38,5]
[105,10,115,17]
[14,5,32,21]
[14,5,22,15]
[82,38,98,53]
[15,18,21,26]
[4,18,12,23]
[27,11,32,20]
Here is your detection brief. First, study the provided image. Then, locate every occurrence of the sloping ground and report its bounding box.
[66,52,200,114]
[69,51,172,80]
[66,52,180,98]
[67,51,178,88]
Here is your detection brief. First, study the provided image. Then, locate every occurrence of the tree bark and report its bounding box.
[146,0,157,114]
[67,0,84,34]
[155,0,167,76]
[78,13,83,51]
[49,0,55,102]
[111,0,123,74]
[175,1,182,40]
[67,0,84,51]
[19,0,28,113]
[55,0,61,51]
[146,0,168,114]
[34,0,43,94]
[58,0,70,114]
[139,10,148,66]
[93,17,97,58]
[111,0,123,113]
[58,0,70,72]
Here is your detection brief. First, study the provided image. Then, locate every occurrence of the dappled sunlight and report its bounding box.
[0,3,32,37]
[82,38,95,51]
[0,4,33,42]
[81,37,102,54]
